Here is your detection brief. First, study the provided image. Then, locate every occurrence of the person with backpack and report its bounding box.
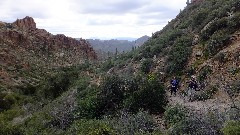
[170,76,179,96]
[187,75,198,101]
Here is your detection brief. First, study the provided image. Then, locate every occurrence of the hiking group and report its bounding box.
[170,75,198,101]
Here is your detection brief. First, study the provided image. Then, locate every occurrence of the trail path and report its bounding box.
[167,91,232,112]
[154,89,237,132]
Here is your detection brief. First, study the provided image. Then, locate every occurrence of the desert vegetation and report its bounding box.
[0,0,240,134]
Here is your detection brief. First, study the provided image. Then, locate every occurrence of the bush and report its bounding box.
[198,65,212,82]
[0,93,22,110]
[98,75,125,115]
[167,108,226,135]
[108,110,161,135]
[164,104,187,127]
[0,108,25,135]
[193,85,218,101]
[67,119,116,135]
[101,59,114,72]
[140,58,153,74]
[75,85,101,119]
[203,29,230,57]
[166,36,192,74]
[22,112,55,135]
[222,120,240,135]
[38,71,74,99]
[125,74,167,114]
[75,75,126,119]
[192,9,208,27]
[0,122,23,135]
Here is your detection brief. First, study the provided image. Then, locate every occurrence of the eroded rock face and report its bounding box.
[13,16,36,30]
[0,16,97,67]
[0,16,97,86]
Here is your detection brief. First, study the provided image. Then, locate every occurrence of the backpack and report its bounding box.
[189,80,198,90]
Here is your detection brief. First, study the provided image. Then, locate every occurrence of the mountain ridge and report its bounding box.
[0,16,97,87]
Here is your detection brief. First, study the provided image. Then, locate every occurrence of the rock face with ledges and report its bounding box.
[13,16,36,30]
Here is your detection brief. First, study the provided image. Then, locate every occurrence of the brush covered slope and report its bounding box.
[0,0,240,135]
[0,16,99,134]
[104,0,240,134]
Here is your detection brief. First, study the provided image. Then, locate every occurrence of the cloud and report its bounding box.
[70,0,148,15]
[0,0,187,38]
[0,0,55,22]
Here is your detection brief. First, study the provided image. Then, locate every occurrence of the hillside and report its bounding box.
[101,0,240,134]
[0,16,96,88]
[0,0,240,135]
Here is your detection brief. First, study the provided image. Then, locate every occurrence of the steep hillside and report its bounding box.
[104,0,240,133]
[114,0,240,96]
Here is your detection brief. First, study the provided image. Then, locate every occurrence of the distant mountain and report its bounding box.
[86,37,138,41]
[134,35,150,47]
[86,35,150,53]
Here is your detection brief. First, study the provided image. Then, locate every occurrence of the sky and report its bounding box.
[0,0,187,39]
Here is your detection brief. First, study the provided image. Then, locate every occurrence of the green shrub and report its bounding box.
[67,119,116,135]
[75,75,126,119]
[101,59,114,72]
[0,122,23,135]
[222,120,240,135]
[17,84,37,96]
[203,29,230,57]
[125,74,167,114]
[193,85,218,101]
[22,112,54,135]
[108,110,160,135]
[227,13,240,32]
[192,9,208,27]
[198,65,212,82]
[38,71,74,99]
[168,109,226,135]
[0,109,25,135]
[164,104,187,127]
[166,36,192,74]
[98,75,125,115]
[75,85,101,119]
[0,93,22,110]
[140,58,153,74]
[74,76,91,91]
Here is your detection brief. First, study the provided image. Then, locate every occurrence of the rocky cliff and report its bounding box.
[0,16,97,87]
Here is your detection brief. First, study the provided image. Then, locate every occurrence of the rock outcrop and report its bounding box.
[13,16,36,30]
[0,16,97,87]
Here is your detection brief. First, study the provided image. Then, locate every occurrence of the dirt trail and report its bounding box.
[167,91,232,112]
[154,88,237,132]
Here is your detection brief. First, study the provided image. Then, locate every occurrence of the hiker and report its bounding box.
[187,75,198,101]
[170,76,179,96]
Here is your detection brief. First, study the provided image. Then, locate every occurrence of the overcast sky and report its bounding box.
[0,0,187,39]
